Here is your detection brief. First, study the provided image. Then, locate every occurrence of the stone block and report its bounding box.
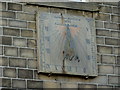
[0,11,15,19]
[0,57,9,66]
[0,19,7,26]
[96,29,110,36]
[21,30,33,38]
[96,37,104,44]
[13,38,27,47]
[114,66,120,75]
[18,69,33,79]
[0,27,3,35]
[117,56,120,65]
[98,65,114,74]
[89,75,107,85]
[95,13,110,21]
[102,55,116,64]
[28,22,36,30]
[3,27,20,36]
[20,48,34,58]
[105,38,118,45]
[0,36,2,44]
[111,31,119,38]
[61,83,78,88]
[2,78,11,87]
[67,9,84,16]
[99,6,112,13]
[0,67,2,77]
[27,39,36,48]
[27,80,43,89]
[9,58,26,68]
[104,22,119,30]
[28,59,37,69]
[12,79,26,88]
[8,3,22,11]
[3,68,16,78]
[111,15,120,23]
[98,46,112,54]
[16,13,35,21]
[108,76,119,84]
[8,20,27,28]
[113,47,120,55]
[4,47,18,56]
[33,70,39,79]
[50,8,66,14]
[43,81,60,88]
[0,46,2,55]
[95,21,103,28]
[0,2,6,10]
[112,7,119,14]
[79,84,97,89]
[98,85,113,88]
[23,5,36,14]
[2,36,12,45]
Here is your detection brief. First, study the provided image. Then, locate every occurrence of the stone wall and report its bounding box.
[0,2,120,89]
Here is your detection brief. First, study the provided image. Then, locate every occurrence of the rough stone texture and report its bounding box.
[21,30,33,38]
[96,29,110,36]
[99,6,112,13]
[8,3,22,11]
[43,81,60,88]
[2,36,12,45]
[20,48,34,58]
[95,13,110,21]
[111,31,119,38]
[12,79,26,88]
[0,11,16,19]
[108,76,119,85]
[3,68,16,78]
[98,65,114,74]
[3,27,20,36]
[13,38,27,47]
[105,38,118,45]
[0,2,6,10]
[28,59,37,69]
[2,78,11,88]
[27,39,36,48]
[98,46,112,54]
[102,55,116,64]
[18,69,33,79]
[0,57,9,66]
[96,37,104,44]
[95,21,103,28]
[27,80,43,89]
[104,22,119,30]
[0,2,120,89]
[0,19,7,26]
[9,58,26,68]
[79,84,97,88]
[0,46,2,55]
[16,13,35,21]
[4,47,18,56]
[28,22,36,30]
[61,83,78,88]
[8,20,27,28]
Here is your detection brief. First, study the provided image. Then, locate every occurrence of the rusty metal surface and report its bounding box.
[37,12,97,76]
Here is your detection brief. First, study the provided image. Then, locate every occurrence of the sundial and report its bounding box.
[37,12,97,76]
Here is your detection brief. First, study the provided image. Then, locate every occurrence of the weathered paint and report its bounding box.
[37,12,97,76]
